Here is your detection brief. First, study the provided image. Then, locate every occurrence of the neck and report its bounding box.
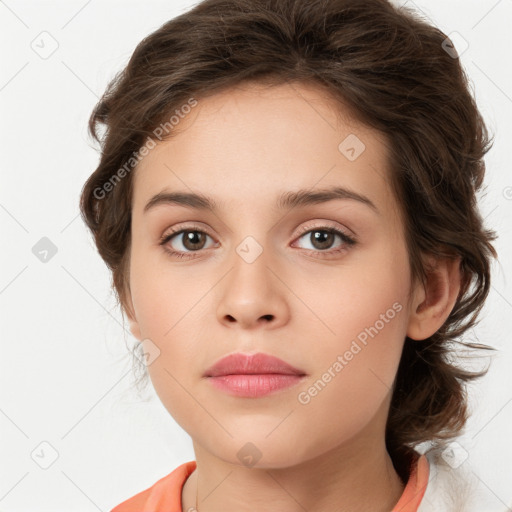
[182,436,407,512]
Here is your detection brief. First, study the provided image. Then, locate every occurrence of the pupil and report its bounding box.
[184,231,204,249]
[312,230,333,249]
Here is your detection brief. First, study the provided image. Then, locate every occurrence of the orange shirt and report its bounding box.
[111,454,429,512]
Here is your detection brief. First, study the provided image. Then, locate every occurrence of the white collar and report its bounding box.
[416,447,479,512]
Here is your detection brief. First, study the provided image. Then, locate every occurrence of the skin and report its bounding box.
[124,81,461,512]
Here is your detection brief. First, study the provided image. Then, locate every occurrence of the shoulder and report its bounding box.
[417,446,479,512]
[110,461,197,512]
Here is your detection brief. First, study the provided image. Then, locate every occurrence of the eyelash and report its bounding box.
[158,223,357,260]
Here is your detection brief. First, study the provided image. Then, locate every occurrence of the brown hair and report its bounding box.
[79,0,498,481]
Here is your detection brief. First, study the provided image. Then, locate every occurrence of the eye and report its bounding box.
[159,226,217,259]
[293,225,356,255]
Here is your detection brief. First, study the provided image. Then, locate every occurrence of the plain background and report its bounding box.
[0,0,511,510]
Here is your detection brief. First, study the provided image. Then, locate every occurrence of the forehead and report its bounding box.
[132,81,397,218]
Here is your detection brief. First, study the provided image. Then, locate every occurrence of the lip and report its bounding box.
[204,352,307,398]
[204,352,306,377]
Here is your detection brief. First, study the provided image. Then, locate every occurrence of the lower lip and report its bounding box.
[207,374,305,398]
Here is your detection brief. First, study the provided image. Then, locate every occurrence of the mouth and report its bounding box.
[204,352,307,398]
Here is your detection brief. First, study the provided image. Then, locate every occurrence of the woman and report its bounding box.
[80,0,498,510]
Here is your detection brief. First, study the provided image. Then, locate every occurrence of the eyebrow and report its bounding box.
[143,186,379,214]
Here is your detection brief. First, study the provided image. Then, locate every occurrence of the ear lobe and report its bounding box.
[407,255,462,341]
[123,293,143,341]
[127,316,142,341]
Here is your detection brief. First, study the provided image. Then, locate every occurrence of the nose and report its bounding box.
[216,247,290,330]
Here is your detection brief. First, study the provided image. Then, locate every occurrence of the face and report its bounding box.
[126,81,416,468]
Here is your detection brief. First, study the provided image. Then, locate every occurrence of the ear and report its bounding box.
[123,290,143,342]
[407,254,462,341]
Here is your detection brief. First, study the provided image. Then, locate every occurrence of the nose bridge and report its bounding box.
[215,230,289,329]
[228,232,275,303]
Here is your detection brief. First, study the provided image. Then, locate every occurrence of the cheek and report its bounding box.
[293,240,410,355]
[128,247,212,418]
[287,249,410,424]
[282,298,407,464]
[129,243,195,336]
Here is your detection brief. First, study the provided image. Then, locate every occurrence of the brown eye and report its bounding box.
[160,228,216,256]
[308,230,336,250]
[180,230,208,251]
[295,227,355,253]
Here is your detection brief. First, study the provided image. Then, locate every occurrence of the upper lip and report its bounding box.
[204,352,306,377]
